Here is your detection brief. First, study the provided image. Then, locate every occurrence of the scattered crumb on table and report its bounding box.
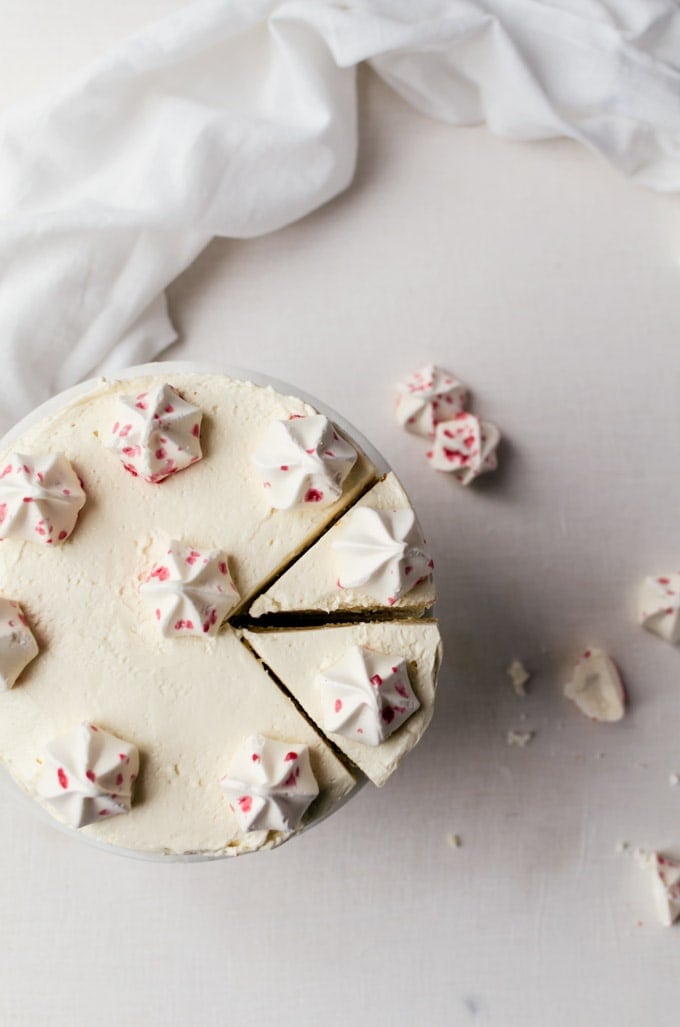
[506,729,534,748]
[506,659,530,696]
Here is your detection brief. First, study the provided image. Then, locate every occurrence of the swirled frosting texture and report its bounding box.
[0,598,39,691]
[332,507,433,605]
[106,383,202,483]
[0,452,86,544]
[427,413,500,484]
[317,645,420,746]
[220,734,319,832]
[251,414,357,510]
[139,540,240,637]
[395,364,467,437]
[639,574,680,644]
[36,722,139,829]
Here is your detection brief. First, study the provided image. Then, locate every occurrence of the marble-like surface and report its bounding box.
[1,5,680,1025]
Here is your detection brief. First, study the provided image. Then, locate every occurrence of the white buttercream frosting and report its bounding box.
[395,364,467,437]
[427,413,500,484]
[332,506,433,606]
[106,383,203,483]
[649,852,680,926]
[36,722,139,829]
[639,574,680,644]
[220,734,319,833]
[317,645,420,746]
[139,540,240,637]
[563,648,626,722]
[0,598,39,691]
[251,414,358,510]
[0,452,86,544]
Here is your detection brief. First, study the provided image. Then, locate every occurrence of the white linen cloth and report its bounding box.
[0,0,679,430]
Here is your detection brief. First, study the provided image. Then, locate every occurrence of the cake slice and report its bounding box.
[249,473,436,618]
[241,620,442,786]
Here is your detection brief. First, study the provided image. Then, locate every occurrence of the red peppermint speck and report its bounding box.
[155,448,166,460]
[164,405,174,414]
[0,503,6,524]
[658,577,671,585]
[584,650,592,659]
[98,809,110,817]
[251,753,260,762]
[370,674,383,687]
[238,796,252,813]
[63,488,71,496]
[119,424,132,438]
[289,413,304,420]
[395,683,409,699]
[218,561,228,575]
[304,488,324,503]
[57,768,69,789]
[335,699,343,712]
[136,400,147,410]
[284,752,298,762]
[58,530,68,541]
[119,754,126,762]
[22,496,33,503]
[387,597,397,606]
[280,465,289,471]
[426,451,433,459]
[0,464,12,479]
[382,707,396,724]
[116,773,124,787]
[150,565,170,582]
[86,770,95,782]
[90,724,99,732]
[283,772,297,788]
[186,549,201,565]
[155,608,161,620]
[192,423,200,438]
[174,619,194,631]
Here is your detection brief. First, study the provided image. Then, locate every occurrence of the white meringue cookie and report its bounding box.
[0,598,39,691]
[638,574,680,644]
[563,648,626,722]
[220,734,319,833]
[251,414,357,510]
[332,506,433,606]
[106,383,202,483]
[648,852,680,926]
[395,364,467,437]
[0,452,86,544]
[36,722,139,829]
[427,413,500,484]
[139,540,240,637]
[317,645,420,746]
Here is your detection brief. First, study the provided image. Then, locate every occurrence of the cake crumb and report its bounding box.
[506,660,530,696]
[506,729,534,748]
[670,773,679,787]
[563,648,626,722]
[447,833,462,849]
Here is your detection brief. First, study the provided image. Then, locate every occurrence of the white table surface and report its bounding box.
[2,5,680,1026]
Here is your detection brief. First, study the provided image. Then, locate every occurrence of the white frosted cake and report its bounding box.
[0,367,441,858]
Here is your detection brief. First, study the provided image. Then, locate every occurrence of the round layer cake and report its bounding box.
[0,365,441,858]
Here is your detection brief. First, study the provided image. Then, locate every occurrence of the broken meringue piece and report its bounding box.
[563,649,626,722]
[0,453,86,544]
[648,852,680,926]
[332,506,433,606]
[251,414,357,510]
[139,540,240,637]
[36,722,139,829]
[220,734,319,833]
[106,383,202,483]
[426,413,500,485]
[638,574,680,644]
[506,660,530,696]
[395,364,467,437]
[0,598,39,690]
[316,645,420,747]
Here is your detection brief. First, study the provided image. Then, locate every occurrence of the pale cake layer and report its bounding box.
[249,473,436,618]
[242,621,442,786]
